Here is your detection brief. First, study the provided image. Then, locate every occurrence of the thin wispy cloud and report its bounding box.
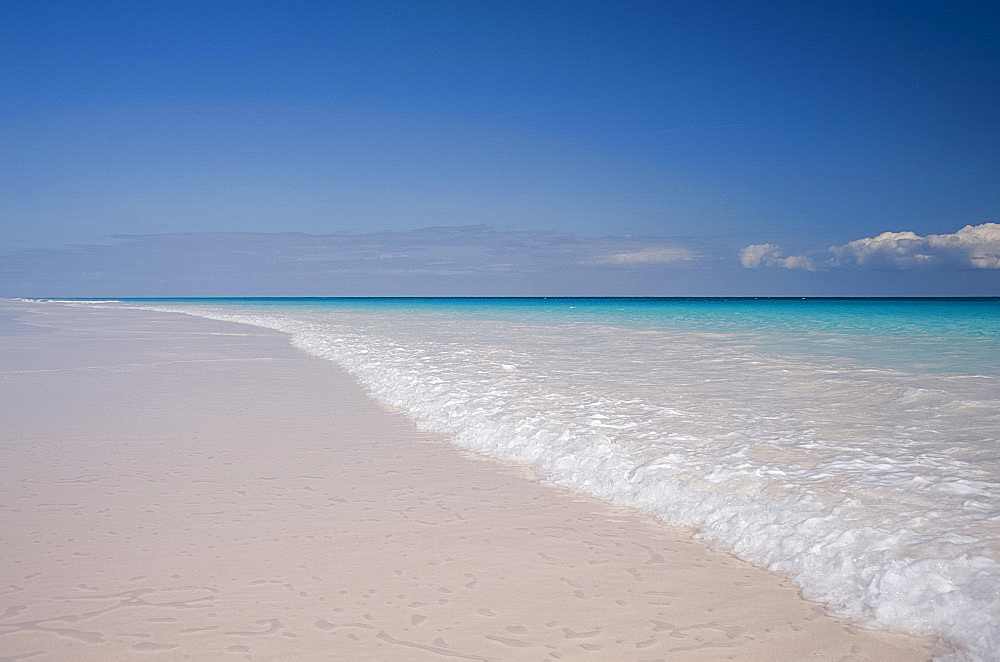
[597,246,697,265]
[0,226,702,297]
[740,223,1000,271]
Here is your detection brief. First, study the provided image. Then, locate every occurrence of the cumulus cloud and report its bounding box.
[740,243,781,268]
[739,243,814,270]
[740,222,1000,270]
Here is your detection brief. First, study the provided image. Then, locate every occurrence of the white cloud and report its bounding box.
[829,230,942,268]
[599,246,697,265]
[739,243,814,270]
[739,243,782,268]
[778,254,816,270]
[924,223,1000,268]
[741,222,1000,270]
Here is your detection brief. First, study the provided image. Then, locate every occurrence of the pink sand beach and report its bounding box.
[0,301,941,660]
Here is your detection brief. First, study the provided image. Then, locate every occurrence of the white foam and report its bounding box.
[129,303,1000,659]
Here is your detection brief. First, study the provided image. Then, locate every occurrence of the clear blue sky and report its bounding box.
[1,0,998,295]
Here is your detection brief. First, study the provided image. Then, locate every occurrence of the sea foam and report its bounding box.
[125,301,999,659]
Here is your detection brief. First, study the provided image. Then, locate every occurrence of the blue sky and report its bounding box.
[1,0,998,296]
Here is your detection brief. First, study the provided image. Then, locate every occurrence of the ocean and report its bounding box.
[81,297,1000,658]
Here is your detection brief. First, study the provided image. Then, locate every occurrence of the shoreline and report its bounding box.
[0,301,944,660]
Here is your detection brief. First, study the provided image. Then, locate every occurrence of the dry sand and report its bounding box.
[0,301,941,660]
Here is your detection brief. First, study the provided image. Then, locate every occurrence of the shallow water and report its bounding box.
[95,297,999,659]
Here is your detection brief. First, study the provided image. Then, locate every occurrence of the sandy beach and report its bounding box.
[0,301,941,660]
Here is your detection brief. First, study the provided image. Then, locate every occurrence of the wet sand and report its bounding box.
[0,301,941,660]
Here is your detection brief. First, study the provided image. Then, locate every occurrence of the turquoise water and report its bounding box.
[67,297,1000,658]
[122,297,1000,374]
